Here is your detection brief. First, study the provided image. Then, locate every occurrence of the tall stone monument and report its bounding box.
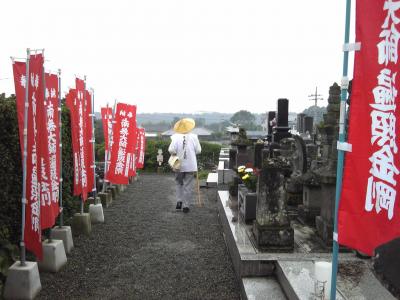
[314,83,341,245]
[253,157,294,251]
[273,99,291,143]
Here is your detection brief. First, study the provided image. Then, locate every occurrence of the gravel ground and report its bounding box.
[38,174,240,300]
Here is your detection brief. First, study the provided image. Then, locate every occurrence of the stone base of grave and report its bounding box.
[315,216,333,246]
[285,191,303,206]
[89,203,105,223]
[120,185,126,192]
[3,261,41,300]
[50,226,74,254]
[252,221,294,252]
[72,213,92,236]
[99,192,112,207]
[88,196,101,205]
[297,205,320,226]
[38,240,67,273]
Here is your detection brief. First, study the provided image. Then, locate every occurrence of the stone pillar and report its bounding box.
[253,158,294,251]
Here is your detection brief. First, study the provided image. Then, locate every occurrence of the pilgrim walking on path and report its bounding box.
[168,118,202,213]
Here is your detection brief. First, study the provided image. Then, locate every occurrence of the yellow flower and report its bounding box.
[242,174,250,180]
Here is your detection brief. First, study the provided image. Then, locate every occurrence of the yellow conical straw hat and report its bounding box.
[173,118,196,134]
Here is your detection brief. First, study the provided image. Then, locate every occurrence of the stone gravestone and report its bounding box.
[272,99,291,143]
[303,116,314,135]
[297,113,306,133]
[281,136,308,209]
[253,157,294,251]
[266,111,276,142]
[232,128,251,168]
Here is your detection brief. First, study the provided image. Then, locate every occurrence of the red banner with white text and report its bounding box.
[339,0,400,255]
[85,90,94,193]
[66,89,82,196]
[101,107,113,180]
[13,55,44,259]
[108,103,137,184]
[44,73,60,223]
[136,128,146,169]
[75,78,89,200]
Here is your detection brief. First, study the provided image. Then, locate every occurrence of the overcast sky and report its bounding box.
[0,0,355,114]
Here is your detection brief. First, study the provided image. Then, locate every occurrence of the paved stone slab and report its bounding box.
[242,277,287,300]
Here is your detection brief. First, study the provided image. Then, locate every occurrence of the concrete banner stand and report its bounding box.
[89,203,105,223]
[72,213,92,236]
[99,191,112,207]
[108,186,117,200]
[115,185,121,195]
[50,226,74,254]
[38,240,67,272]
[3,261,41,300]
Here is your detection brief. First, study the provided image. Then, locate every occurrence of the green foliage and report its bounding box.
[0,94,22,244]
[230,110,260,130]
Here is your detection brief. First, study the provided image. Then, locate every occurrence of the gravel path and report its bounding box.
[38,174,240,299]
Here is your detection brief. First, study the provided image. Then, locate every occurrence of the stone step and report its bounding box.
[242,277,287,300]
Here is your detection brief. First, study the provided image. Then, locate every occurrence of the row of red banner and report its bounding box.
[13,54,61,259]
[12,53,146,260]
[101,103,146,185]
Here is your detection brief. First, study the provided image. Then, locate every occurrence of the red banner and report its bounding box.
[339,0,400,255]
[85,90,94,193]
[12,61,26,155]
[101,107,113,153]
[13,54,45,259]
[136,128,146,169]
[127,111,137,177]
[66,89,82,196]
[108,103,137,184]
[44,73,60,224]
[101,107,113,180]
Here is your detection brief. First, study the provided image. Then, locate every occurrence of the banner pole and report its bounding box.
[102,103,110,193]
[58,69,64,227]
[331,0,352,299]
[80,75,87,215]
[20,48,31,266]
[91,88,97,201]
